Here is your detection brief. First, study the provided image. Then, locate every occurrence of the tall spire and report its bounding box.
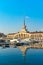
[21,18,27,33]
[23,18,26,28]
[24,18,25,26]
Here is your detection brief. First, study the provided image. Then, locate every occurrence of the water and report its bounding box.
[0,47,43,65]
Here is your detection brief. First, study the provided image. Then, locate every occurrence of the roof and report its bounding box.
[26,31,43,34]
[8,33,16,35]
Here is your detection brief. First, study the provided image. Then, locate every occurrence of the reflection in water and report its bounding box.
[0,47,24,65]
[17,46,30,56]
[0,47,43,65]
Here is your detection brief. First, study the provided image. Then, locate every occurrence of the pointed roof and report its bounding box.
[22,18,26,29]
[24,18,25,26]
[21,19,27,33]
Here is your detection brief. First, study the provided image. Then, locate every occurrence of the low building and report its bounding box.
[7,33,16,39]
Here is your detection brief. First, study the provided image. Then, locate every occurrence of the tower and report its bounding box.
[21,19,27,33]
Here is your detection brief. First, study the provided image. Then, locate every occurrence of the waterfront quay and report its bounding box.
[0,41,43,49]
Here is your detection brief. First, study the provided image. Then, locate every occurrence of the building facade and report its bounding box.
[7,20,43,41]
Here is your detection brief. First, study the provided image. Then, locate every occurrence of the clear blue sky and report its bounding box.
[0,0,43,34]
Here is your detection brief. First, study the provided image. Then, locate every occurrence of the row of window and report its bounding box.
[8,34,43,39]
[14,34,29,39]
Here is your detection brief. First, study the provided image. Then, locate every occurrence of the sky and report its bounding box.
[0,0,43,34]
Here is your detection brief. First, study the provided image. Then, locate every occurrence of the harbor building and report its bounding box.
[7,20,43,41]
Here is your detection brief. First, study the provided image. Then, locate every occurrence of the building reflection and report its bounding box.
[17,46,30,56]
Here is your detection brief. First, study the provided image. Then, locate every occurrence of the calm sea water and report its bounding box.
[0,47,43,65]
